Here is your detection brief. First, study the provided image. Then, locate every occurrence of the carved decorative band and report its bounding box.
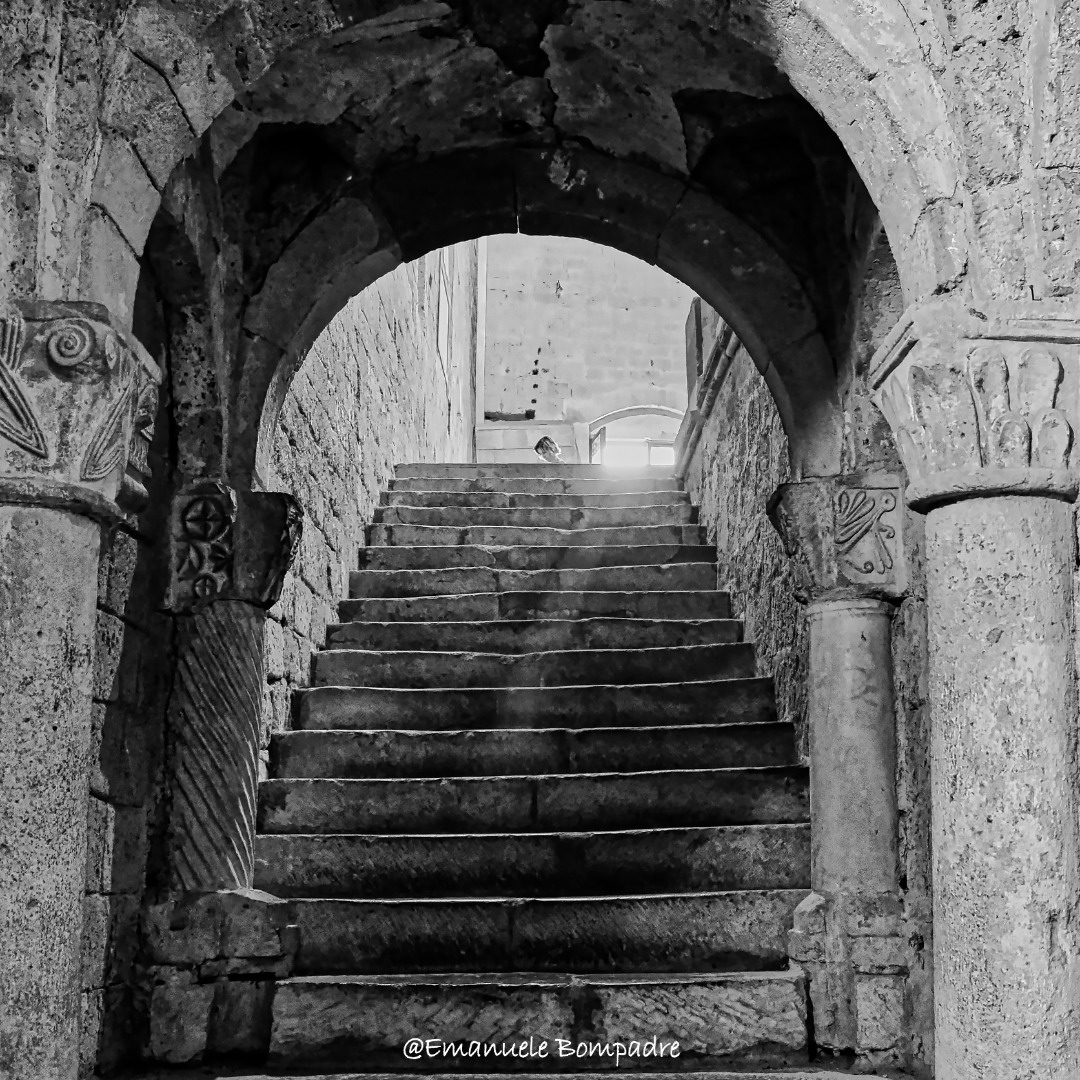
[0,476,126,524]
[905,467,1078,511]
[768,475,906,602]
[166,483,303,612]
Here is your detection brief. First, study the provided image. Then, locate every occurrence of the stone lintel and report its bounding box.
[0,299,161,519]
[165,482,303,612]
[870,299,1080,510]
[766,475,906,603]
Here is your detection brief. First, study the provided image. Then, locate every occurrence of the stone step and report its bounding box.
[295,677,776,731]
[267,970,809,1070]
[313,643,756,690]
[254,823,811,897]
[269,722,796,779]
[396,464,678,481]
[347,563,717,599]
[326,617,742,654]
[393,474,687,494]
[284,890,807,975]
[258,767,809,834]
[132,1071,883,1079]
[368,523,703,547]
[384,489,690,509]
[376,504,696,530]
[338,589,730,623]
[357,543,715,572]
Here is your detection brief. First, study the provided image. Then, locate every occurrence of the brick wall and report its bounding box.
[260,243,478,747]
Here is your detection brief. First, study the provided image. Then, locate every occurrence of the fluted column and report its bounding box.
[161,482,302,891]
[768,474,908,1069]
[871,301,1080,1080]
[0,301,160,1080]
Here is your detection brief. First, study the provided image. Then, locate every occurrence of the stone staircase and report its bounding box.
[254,463,812,1072]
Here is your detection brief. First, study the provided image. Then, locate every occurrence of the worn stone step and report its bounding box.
[348,562,717,599]
[254,823,811,897]
[131,1071,884,1079]
[368,523,703,547]
[268,970,809,1070]
[393,474,687,495]
[269,722,796,779]
[258,766,809,834]
[338,589,730,623]
[357,543,715,572]
[295,677,776,731]
[377,504,696,531]
[396,464,678,481]
[313,642,755,690]
[326,617,742,654]
[384,489,690,509]
[286,890,806,975]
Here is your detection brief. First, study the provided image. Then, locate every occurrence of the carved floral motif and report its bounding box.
[872,313,1080,508]
[768,477,906,602]
[0,301,161,508]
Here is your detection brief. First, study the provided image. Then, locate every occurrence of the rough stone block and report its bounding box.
[855,974,905,1051]
[147,968,214,1064]
[206,979,274,1056]
[84,797,147,894]
[81,893,138,991]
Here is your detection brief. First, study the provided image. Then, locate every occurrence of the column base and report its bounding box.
[789,892,908,1071]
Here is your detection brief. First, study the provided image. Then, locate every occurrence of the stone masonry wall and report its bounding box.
[682,341,808,756]
[482,234,693,424]
[260,243,478,752]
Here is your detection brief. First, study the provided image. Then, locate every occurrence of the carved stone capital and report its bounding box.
[767,475,906,603]
[871,301,1080,510]
[0,300,161,519]
[166,482,303,612]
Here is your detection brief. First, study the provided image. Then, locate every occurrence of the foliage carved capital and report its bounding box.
[165,482,303,613]
[871,301,1080,510]
[0,300,161,519]
[767,475,907,603]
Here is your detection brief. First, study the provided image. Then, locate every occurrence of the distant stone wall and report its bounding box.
[479,235,692,462]
[681,326,808,755]
[261,243,478,748]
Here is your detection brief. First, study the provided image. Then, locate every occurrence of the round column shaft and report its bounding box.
[926,494,1080,1079]
[0,506,103,1080]
[807,598,900,898]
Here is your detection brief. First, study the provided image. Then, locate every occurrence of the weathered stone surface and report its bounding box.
[267,972,808,1069]
[377,502,695,529]
[357,542,715,571]
[347,561,716,598]
[339,587,731,624]
[313,642,756,689]
[296,677,777,731]
[269,721,791,779]
[325,615,741,653]
[254,823,810,898]
[391,475,689,495]
[287,891,806,974]
[384,488,689,508]
[258,767,809,834]
[368,522,704,547]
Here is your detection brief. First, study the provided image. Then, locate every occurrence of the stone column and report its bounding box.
[0,302,160,1080]
[161,482,302,891]
[871,302,1080,1080]
[768,475,909,1069]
